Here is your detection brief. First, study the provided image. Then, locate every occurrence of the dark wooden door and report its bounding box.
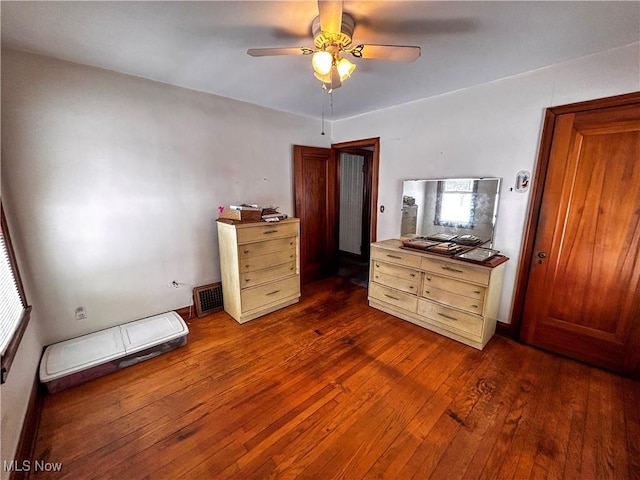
[520,97,640,377]
[293,145,337,284]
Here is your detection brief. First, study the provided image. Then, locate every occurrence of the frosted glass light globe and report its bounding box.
[312,50,333,75]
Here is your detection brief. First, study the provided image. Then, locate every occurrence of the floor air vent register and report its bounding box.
[193,282,224,317]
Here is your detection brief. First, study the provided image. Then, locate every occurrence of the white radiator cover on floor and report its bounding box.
[40,311,188,383]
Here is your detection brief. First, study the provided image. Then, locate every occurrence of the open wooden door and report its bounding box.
[293,145,337,284]
[519,93,640,378]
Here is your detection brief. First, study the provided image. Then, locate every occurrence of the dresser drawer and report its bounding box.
[240,249,296,273]
[241,276,300,312]
[236,221,299,244]
[421,257,490,285]
[372,260,419,281]
[422,273,486,300]
[371,247,421,269]
[421,286,484,315]
[240,262,297,289]
[239,237,296,259]
[417,299,483,340]
[369,283,418,313]
[371,271,419,295]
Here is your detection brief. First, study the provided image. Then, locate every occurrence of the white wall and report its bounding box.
[0,48,328,471]
[332,43,640,324]
[2,49,329,344]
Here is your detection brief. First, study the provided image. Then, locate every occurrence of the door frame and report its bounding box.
[507,91,640,338]
[333,137,380,252]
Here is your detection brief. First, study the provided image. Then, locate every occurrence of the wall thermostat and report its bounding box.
[515,170,530,192]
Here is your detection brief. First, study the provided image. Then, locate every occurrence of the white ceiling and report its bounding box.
[2,1,639,120]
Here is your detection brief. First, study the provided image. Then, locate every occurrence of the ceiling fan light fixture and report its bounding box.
[311,50,333,75]
[247,2,421,92]
[314,71,331,83]
[316,66,342,89]
[336,57,356,81]
[329,65,342,89]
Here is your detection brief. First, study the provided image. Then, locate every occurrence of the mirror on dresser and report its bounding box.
[401,178,501,248]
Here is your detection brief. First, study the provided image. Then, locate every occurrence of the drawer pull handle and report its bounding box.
[266,290,280,296]
[424,290,430,294]
[409,286,414,290]
[438,312,458,321]
[244,250,250,254]
[245,265,250,268]
[426,277,432,281]
[473,290,481,294]
[442,266,464,273]
[387,254,402,259]
[384,294,400,301]
[263,230,279,234]
[471,304,478,308]
[245,279,250,282]
[410,273,416,277]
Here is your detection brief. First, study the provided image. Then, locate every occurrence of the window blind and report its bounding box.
[0,231,24,355]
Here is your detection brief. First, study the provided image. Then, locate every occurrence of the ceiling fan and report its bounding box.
[247,0,421,90]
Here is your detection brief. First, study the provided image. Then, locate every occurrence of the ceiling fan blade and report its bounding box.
[318,0,343,34]
[247,47,311,57]
[351,44,421,62]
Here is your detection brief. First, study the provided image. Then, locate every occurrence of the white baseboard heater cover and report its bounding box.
[40,311,188,393]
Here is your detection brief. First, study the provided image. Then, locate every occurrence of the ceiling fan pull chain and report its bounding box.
[330,91,334,117]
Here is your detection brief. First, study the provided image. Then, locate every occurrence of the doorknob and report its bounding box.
[537,251,547,264]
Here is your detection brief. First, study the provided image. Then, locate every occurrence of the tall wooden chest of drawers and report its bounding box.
[368,239,507,350]
[217,218,300,323]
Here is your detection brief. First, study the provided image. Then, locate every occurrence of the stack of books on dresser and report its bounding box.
[428,241,464,254]
[261,206,288,222]
[218,204,289,223]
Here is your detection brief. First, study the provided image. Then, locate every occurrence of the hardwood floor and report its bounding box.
[32,278,640,479]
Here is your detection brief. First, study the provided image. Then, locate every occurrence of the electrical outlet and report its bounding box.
[75,306,87,320]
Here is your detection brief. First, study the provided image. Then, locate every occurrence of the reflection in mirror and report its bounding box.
[401,178,501,247]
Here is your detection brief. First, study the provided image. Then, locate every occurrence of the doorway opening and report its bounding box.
[334,139,379,288]
[293,138,379,286]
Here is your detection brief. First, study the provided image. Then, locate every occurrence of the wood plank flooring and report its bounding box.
[32,278,640,479]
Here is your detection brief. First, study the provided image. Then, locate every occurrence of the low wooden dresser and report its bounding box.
[368,239,507,349]
[217,218,300,323]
